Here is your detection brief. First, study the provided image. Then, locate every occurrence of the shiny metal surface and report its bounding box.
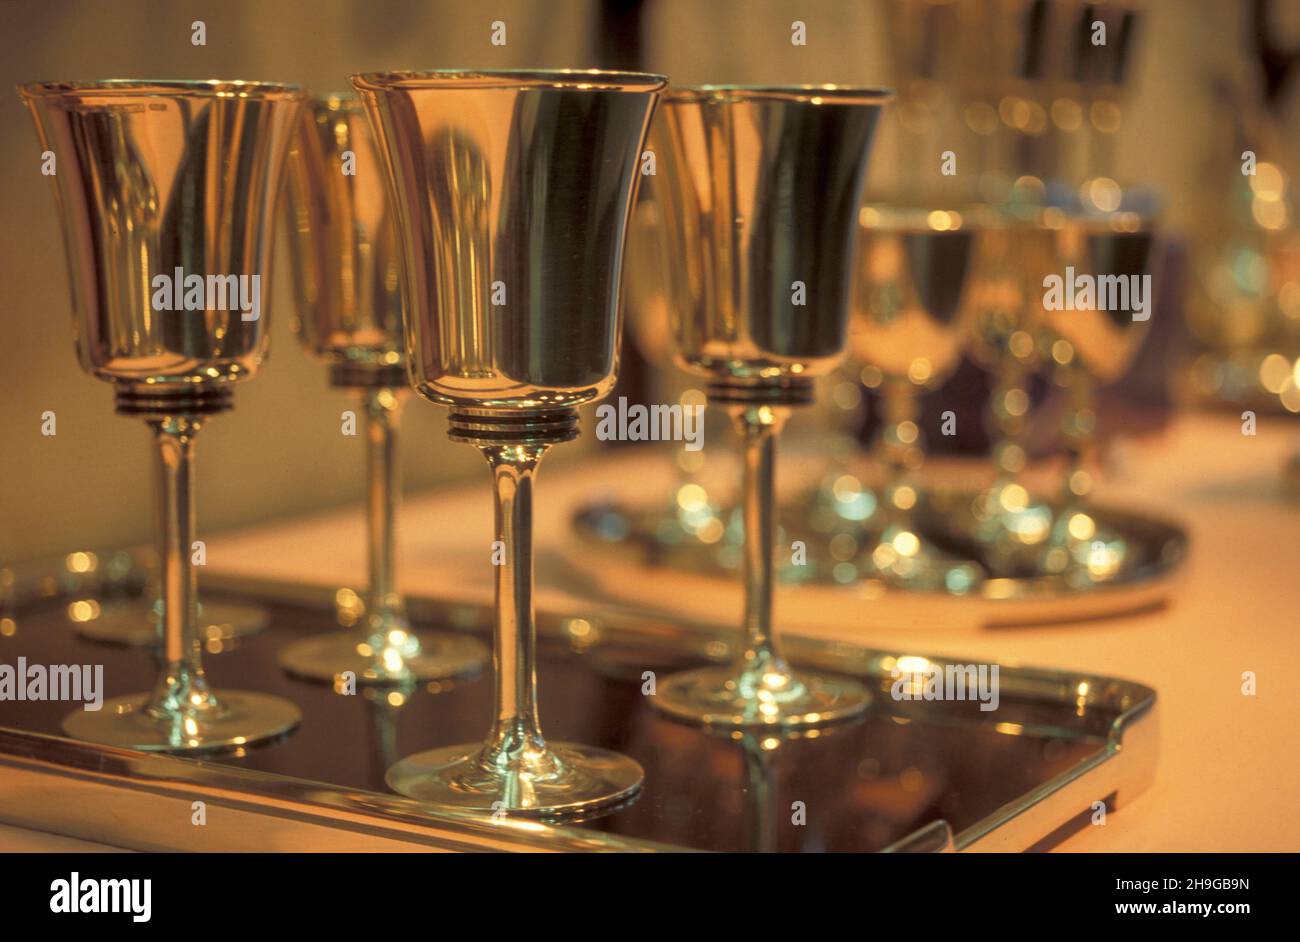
[279,94,487,685]
[20,79,304,751]
[569,195,1180,620]
[354,69,664,814]
[353,69,665,413]
[0,567,1159,851]
[18,80,301,388]
[850,204,978,478]
[283,94,404,367]
[652,85,890,382]
[648,85,890,729]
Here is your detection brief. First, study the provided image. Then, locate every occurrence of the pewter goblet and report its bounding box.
[1036,211,1157,579]
[1040,212,1157,504]
[573,186,735,565]
[847,206,980,589]
[20,79,304,751]
[955,209,1058,577]
[354,69,664,815]
[278,94,487,685]
[649,85,890,728]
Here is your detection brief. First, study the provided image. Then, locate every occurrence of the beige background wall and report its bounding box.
[1,0,1293,563]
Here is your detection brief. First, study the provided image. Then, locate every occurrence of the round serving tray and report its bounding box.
[568,489,1189,629]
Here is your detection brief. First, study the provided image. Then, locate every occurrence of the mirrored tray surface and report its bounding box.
[0,566,1157,852]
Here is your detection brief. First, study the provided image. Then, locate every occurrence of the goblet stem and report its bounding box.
[363,388,406,635]
[971,358,1044,578]
[649,389,868,729]
[1059,367,1097,504]
[870,380,962,586]
[732,404,791,682]
[989,359,1030,481]
[385,414,643,815]
[73,428,267,647]
[66,390,301,751]
[880,378,920,481]
[145,415,218,717]
[874,380,926,551]
[477,443,551,772]
[280,377,485,684]
[836,369,868,464]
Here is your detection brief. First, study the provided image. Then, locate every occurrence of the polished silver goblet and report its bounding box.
[1036,210,1158,580]
[21,79,304,751]
[847,205,981,590]
[354,69,665,815]
[278,93,487,685]
[648,85,891,728]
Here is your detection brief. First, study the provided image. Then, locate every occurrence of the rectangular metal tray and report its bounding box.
[0,559,1157,851]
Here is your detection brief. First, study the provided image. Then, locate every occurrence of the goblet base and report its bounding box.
[651,665,869,729]
[279,630,487,685]
[75,599,269,646]
[386,742,644,816]
[62,691,300,753]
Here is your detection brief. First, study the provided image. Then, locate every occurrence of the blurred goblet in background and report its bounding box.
[1036,210,1158,581]
[21,79,304,751]
[1185,83,1300,416]
[844,206,983,592]
[278,94,486,686]
[573,188,735,565]
[954,208,1058,577]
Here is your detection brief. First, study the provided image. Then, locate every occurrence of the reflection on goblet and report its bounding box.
[21,79,304,751]
[846,206,981,591]
[649,85,890,728]
[278,94,486,686]
[354,69,664,814]
[1037,211,1157,580]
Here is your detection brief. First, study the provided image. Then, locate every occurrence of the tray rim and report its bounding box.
[0,570,1158,853]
